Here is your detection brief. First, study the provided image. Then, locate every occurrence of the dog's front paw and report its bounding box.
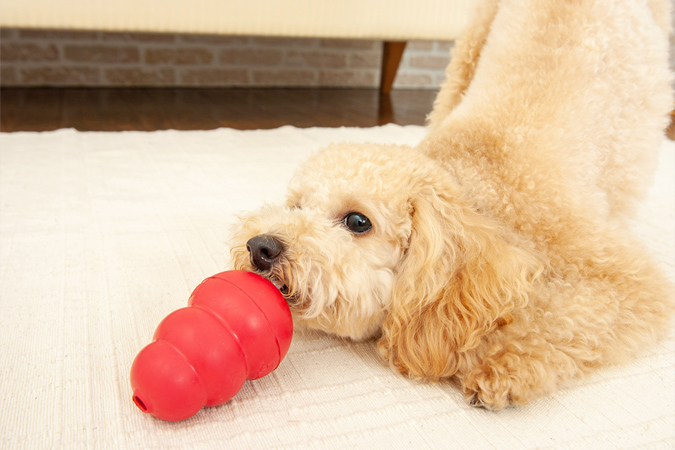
[463,379,511,411]
[462,363,526,411]
[467,393,488,409]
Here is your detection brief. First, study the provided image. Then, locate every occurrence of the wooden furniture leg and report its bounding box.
[380,41,407,95]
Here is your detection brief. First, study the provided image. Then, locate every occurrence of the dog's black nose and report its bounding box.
[246,235,284,272]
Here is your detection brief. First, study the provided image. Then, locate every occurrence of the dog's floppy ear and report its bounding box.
[378,179,541,380]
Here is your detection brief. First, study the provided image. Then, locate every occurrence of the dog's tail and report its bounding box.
[647,0,672,36]
[425,0,499,133]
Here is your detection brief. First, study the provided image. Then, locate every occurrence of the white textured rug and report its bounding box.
[1,126,673,449]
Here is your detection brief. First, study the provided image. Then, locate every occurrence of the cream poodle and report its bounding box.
[230,0,674,410]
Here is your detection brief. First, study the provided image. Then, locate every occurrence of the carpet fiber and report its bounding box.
[1,125,673,448]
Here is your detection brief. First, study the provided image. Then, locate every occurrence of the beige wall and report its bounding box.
[0,28,452,89]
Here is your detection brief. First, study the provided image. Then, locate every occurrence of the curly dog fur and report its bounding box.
[230,0,674,410]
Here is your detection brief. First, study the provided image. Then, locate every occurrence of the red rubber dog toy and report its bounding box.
[130,270,292,421]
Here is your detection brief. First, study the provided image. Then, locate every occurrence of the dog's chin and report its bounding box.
[234,260,387,341]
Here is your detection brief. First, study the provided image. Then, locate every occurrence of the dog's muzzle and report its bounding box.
[246,234,284,272]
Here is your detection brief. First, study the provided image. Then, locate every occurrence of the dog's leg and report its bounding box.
[462,232,674,411]
[461,336,582,410]
[426,0,499,132]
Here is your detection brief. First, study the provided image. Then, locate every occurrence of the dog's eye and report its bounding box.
[342,212,372,234]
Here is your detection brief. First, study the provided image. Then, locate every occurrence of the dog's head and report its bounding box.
[230,143,416,339]
[230,142,540,377]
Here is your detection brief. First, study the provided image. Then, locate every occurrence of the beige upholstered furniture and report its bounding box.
[0,0,473,92]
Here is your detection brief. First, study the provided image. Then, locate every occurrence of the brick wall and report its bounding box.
[0,28,452,89]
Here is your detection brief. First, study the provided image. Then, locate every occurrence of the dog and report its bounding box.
[230,0,674,410]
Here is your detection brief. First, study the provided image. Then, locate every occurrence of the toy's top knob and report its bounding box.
[187,270,292,379]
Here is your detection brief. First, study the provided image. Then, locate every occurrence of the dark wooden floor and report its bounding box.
[0,88,437,132]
